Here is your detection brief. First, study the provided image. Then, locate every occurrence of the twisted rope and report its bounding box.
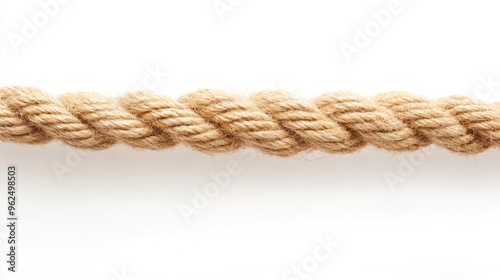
[1,86,499,156]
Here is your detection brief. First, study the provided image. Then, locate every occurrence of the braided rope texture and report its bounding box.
[1,86,499,156]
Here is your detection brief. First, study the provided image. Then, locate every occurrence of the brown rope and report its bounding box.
[1,86,499,156]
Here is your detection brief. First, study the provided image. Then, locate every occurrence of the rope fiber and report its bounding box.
[1,86,499,156]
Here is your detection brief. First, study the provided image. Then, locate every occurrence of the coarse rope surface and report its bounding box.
[1,86,499,156]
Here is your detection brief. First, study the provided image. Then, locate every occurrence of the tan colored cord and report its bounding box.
[1,86,499,156]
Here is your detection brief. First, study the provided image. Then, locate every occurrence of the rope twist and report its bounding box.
[1,86,499,156]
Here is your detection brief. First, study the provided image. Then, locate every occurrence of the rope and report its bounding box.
[1,86,499,156]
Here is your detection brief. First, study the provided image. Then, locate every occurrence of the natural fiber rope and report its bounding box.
[1,86,499,156]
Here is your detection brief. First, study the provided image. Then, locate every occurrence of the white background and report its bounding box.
[1,0,500,279]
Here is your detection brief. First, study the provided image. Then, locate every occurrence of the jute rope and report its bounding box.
[1,86,499,156]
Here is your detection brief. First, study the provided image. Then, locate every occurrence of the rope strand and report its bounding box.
[1,86,499,156]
